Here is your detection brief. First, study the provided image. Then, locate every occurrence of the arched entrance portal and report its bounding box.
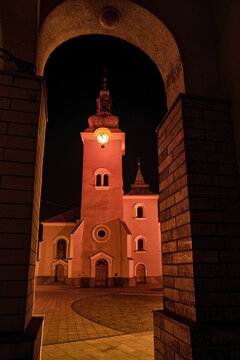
[55,264,64,282]
[95,259,108,287]
[136,264,146,283]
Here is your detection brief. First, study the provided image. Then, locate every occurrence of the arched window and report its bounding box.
[137,206,143,218]
[94,168,111,189]
[96,174,101,186]
[137,239,144,251]
[57,239,66,259]
[103,174,108,186]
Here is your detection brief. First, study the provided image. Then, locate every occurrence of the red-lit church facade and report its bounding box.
[36,79,162,287]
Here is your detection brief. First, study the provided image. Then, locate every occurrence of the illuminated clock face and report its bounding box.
[97,133,109,144]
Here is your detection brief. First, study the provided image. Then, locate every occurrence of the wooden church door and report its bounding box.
[136,264,146,283]
[55,264,64,282]
[95,259,108,287]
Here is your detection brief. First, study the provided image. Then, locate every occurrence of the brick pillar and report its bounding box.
[153,94,240,360]
[0,71,46,359]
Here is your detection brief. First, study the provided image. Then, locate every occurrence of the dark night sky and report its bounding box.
[40,35,167,220]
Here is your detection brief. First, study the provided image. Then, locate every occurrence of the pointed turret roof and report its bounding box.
[88,68,119,129]
[134,161,147,186]
[127,162,153,195]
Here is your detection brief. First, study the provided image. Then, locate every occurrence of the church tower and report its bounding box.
[80,75,125,222]
[75,75,131,287]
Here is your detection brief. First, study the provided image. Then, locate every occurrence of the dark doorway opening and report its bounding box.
[95,259,108,287]
[136,264,146,283]
[55,264,64,282]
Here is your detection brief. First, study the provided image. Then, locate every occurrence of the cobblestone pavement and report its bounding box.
[41,332,155,360]
[34,284,163,359]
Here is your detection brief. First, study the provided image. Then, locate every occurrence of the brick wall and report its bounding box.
[0,71,46,335]
[26,80,47,330]
[154,94,240,359]
[157,97,196,322]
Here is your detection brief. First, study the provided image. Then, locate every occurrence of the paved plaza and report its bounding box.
[34,284,163,359]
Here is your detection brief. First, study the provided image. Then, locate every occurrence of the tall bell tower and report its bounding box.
[80,74,125,222]
[78,74,128,286]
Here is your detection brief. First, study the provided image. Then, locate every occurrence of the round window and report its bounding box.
[98,230,106,238]
[92,225,111,243]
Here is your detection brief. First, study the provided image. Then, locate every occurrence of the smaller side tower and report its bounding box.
[123,162,162,285]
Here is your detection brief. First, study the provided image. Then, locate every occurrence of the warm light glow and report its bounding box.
[94,127,111,143]
[97,133,109,143]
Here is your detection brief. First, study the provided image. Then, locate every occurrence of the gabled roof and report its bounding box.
[42,206,80,223]
[71,219,84,235]
[120,219,132,235]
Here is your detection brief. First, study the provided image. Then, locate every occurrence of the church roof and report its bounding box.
[71,219,84,234]
[126,162,154,195]
[120,219,132,235]
[41,206,80,223]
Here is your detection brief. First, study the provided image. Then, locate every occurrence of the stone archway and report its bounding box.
[36,0,185,109]
[1,1,240,359]
[0,1,186,358]
[33,3,185,357]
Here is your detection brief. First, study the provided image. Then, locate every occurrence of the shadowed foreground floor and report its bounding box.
[72,294,162,333]
[41,331,155,360]
[34,284,163,359]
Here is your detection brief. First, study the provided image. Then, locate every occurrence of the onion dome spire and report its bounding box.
[88,68,119,129]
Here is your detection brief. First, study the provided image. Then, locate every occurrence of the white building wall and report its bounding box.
[123,195,162,282]
[37,223,75,282]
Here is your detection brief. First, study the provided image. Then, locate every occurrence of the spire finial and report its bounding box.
[103,66,108,91]
[137,156,141,167]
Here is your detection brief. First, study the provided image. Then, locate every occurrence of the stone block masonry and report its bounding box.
[153,94,240,359]
[0,71,46,359]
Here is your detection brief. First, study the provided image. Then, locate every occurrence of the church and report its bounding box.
[2,1,240,358]
[36,77,162,287]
